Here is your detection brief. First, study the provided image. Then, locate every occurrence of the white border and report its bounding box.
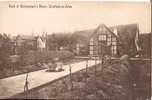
[0,0,150,2]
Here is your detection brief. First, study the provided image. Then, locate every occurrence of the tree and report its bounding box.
[0,33,12,68]
[48,33,76,51]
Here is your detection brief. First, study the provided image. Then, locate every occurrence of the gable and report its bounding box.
[89,24,117,42]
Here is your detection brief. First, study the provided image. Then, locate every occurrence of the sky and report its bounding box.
[0,1,151,36]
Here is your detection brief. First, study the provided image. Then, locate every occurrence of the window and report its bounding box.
[111,45,117,55]
[113,46,117,54]
[107,41,111,46]
[90,46,93,51]
[90,46,94,55]
[98,35,102,41]
[90,38,94,45]
[90,50,93,55]
[90,42,93,45]
[99,35,106,41]
[107,37,111,42]
[102,35,107,41]
[112,41,116,45]
[112,37,116,41]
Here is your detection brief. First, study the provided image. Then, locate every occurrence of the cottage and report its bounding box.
[89,24,140,57]
[89,24,118,57]
[12,35,37,54]
[73,23,140,57]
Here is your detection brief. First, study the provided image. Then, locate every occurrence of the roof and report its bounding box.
[72,24,118,45]
[72,23,139,45]
[90,24,118,39]
[15,35,36,41]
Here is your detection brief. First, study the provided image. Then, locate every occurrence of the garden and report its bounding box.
[11,55,151,100]
[12,56,133,100]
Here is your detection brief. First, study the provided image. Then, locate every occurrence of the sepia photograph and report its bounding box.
[0,1,151,100]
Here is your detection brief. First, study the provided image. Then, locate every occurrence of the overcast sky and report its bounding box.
[0,1,151,35]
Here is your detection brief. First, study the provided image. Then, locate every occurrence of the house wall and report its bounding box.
[76,24,139,57]
[89,25,117,57]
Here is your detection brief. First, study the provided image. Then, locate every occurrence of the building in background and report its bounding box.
[13,35,37,55]
[89,24,118,57]
[37,36,46,52]
[11,33,47,55]
[73,23,140,57]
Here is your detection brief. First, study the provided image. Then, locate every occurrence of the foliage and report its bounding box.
[139,33,151,58]
[0,34,12,67]
[21,50,74,65]
[48,33,76,51]
[117,24,138,57]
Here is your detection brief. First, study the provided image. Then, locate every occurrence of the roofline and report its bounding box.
[89,24,119,41]
[103,24,118,38]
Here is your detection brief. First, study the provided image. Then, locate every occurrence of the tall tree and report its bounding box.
[0,34,12,68]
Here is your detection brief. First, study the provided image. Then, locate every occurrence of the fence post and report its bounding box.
[99,56,101,72]
[69,64,73,99]
[86,60,88,75]
[94,56,98,97]
[100,56,103,73]
[24,73,29,99]
[94,56,97,76]
[84,59,89,98]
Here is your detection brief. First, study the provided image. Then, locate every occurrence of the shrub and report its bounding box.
[20,50,74,65]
